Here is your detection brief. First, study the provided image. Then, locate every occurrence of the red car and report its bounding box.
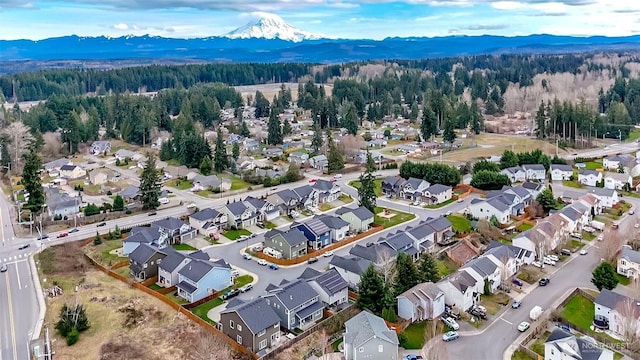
[57,232,68,238]
[309,178,318,183]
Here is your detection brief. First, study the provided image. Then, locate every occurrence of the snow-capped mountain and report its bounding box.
[224,13,325,42]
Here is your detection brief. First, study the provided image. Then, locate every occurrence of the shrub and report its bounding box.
[66,328,80,345]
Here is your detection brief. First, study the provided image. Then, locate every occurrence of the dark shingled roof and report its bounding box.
[221,298,281,335]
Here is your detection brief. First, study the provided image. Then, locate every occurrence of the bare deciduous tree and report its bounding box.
[377,247,396,283]
[423,319,448,360]
[41,132,63,161]
[191,333,233,360]
[476,220,503,243]
[530,228,551,262]
[597,228,623,264]
[339,135,366,159]
[614,297,640,351]
[2,121,34,173]
[316,329,329,357]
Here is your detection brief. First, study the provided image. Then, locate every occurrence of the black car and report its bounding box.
[97,222,107,227]
[256,222,265,229]
[222,289,240,300]
[512,278,524,287]
[307,257,319,264]
[469,308,487,319]
[539,277,550,286]
[37,234,49,240]
[18,244,31,250]
[148,212,157,216]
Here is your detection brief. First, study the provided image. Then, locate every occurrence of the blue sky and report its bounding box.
[1,0,640,40]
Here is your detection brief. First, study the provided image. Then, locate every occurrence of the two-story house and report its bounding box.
[59,164,86,179]
[423,184,453,205]
[122,226,168,255]
[594,289,640,338]
[243,196,280,222]
[587,188,619,208]
[176,259,233,303]
[578,169,602,187]
[545,328,614,360]
[315,214,350,242]
[425,216,455,245]
[267,189,300,216]
[400,177,431,201]
[43,158,72,176]
[188,208,227,235]
[292,185,319,210]
[153,217,195,244]
[604,172,632,190]
[617,246,640,280]
[312,179,341,203]
[381,176,407,198]
[461,256,501,293]
[335,206,375,233]
[397,282,445,322]
[522,164,547,181]
[299,268,349,309]
[292,217,332,250]
[343,311,399,360]
[329,255,373,289]
[405,222,436,255]
[500,166,526,183]
[263,228,308,260]
[263,279,323,331]
[436,271,480,311]
[90,140,111,155]
[219,201,258,229]
[468,198,511,224]
[219,298,282,354]
[309,154,328,171]
[128,244,167,281]
[550,164,573,181]
[156,249,210,288]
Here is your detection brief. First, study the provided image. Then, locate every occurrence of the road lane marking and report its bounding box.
[501,319,512,325]
[14,262,22,290]
[4,272,18,360]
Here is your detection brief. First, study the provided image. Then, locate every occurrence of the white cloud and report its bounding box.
[491,1,525,10]
[112,23,130,30]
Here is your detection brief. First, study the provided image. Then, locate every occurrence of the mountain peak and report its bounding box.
[224,13,325,42]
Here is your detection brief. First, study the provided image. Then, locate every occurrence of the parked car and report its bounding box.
[517,321,531,332]
[239,284,253,293]
[0,264,7,272]
[238,235,249,241]
[253,244,264,252]
[539,277,550,286]
[309,178,318,183]
[307,257,318,264]
[403,355,424,360]
[333,174,343,179]
[256,222,265,229]
[258,259,268,266]
[440,316,460,330]
[579,249,588,255]
[561,249,572,256]
[323,251,334,257]
[469,308,487,319]
[269,263,279,270]
[512,300,522,309]
[442,331,460,342]
[570,232,582,239]
[630,210,635,215]
[531,261,543,268]
[57,232,68,238]
[512,279,524,287]
[412,200,421,206]
[97,222,107,227]
[546,254,559,262]
[557,324,572,333]
[18,244,30,250]
[186,203,196,209]
[543,257,556,266]
[445,211,452,216]
[222,289,240,300]
[457,198,464,203]
[243,253,252,260]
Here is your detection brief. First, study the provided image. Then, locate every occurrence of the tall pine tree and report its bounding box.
[22,148,45,213]
[311,121,323,154]
[213,128,229,173]
[357,265,387,314]
[420,103,438,141]
[140,154,162,210]
[267,109,283,145]
[326,130,344,173]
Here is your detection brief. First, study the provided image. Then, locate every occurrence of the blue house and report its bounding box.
[292,217,331,250]
[176,259,233,303]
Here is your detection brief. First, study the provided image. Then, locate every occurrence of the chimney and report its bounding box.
[189,265,192,271]
[290,295,293,300]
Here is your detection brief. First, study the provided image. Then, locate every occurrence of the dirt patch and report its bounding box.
[42,268,250,360]
[38,241,89,277]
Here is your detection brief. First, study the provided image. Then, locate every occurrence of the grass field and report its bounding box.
[530,331,550,356]
[481,292,510,315]
[374,206,416,228]
[191,298,224,325]
[517,223,533,232]
[447,215,472,233]
[222,229,252,240]
[512,350,535,360]
[167,179,192,190]
[349,178,384,197]
[172,243,197,251]
[424,199,454,209]
[562,294,595,330]
[399,321,427,349]
[437,256,459,277]
[615,273,631,286]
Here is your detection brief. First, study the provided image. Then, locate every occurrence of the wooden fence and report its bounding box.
[83,253,257,359]
[255,225,384,266]
[183,292,219,310]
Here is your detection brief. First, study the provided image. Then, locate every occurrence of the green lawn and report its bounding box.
[517,223,533,232]
[436,256,459,277]
[222,229,252,240]
[562,294,595,330]
[229,177,251,190]
[447,215,472,233]
[373,206,416,228]
[167,179,192,190]
[191,298,224,325]
[98,239,126,265]
[319,203,334,211]
[339,193,354,204]
[584,161,603,170]
[424,199,454,209]
[480,292,510,315]
[582,232,596,241]
[233,275,253,289]
[331,337,344,352]
[172,243,197,251]
[349,179,383,197]
[165,291,189,305]
[399,321,427,349]
[148,283,162,291]
[196,190,213,197]
[265,222,276,229]
[511,350,535,360]
[570,239,585,249]
[530,331,550,356]
[627,129,640,142]
[563,180,583,188]
[615,273,631,286]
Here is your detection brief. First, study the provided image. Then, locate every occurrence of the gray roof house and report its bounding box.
[344,311,399,360]
[544,328,614,360]
[382,176,407,197]
[550,164,573,181]
[188,208,227,234]
[218,201,258,229]
[617,246,640,279]
[122,226,169,256]
[310,154,328,171]
[293,185,319,210]
[315,214,350,242]
[397,282,445,322]
[45,187,80,220]
[153,217,195,244]
[289,151,309,164]
[329,255,372,289]
[299,268,349,309]
[119,185,141,201]
[312,179,341,203]
[521,164,547,181]
[219,298,282,354]
[263,279,323,331]
[461,256,501,293]
[263,228,308,260]
[244,196,280,222]
[90,140,111,155]
[128,244,167,281]
[176,259,233,303]
[400,177,430,200]
[156,249,210,288]
[267,189,300,216]
[425,216,455,245]
[335,206,375,232]
[43,158,72,174]
[594,288,640,337]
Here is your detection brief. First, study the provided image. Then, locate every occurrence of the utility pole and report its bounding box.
[44,326,52,360]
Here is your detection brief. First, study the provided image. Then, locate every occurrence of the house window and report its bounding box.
[359,347,364,353]
[266,299,270,305]
[143,263,148,268]
[237,324,242,332]
[378,345,384,352]
[157,258,162,264]
[259,339,267,350]
[257,330,266,337]
[236,335,242,344]
[621,260,626,265]
[230,320,235,329]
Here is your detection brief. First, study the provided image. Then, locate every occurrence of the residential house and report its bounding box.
[244,196,279,222]
[513,214,568,257]
[368,139,387,148]
[436,271,480,311]
[263,279,323,331]
[263,148,284,158]
[263,228,308,260]
[379,231,420,261]
[405,222,436,255]
[353,151,383,164]
[45,187,80,220]
[500,166,526,183]
[484,246,518,279]
[522,164,547,181]
[157,249,208,287]
[59,164,86,179]
[219,201,258,229]
[604,172,632,190]
[400,177,431,201]
[115,149,136,161]
[299,268,349,309]
[425,216,455,245]
[617,246,640,280]
[292,185,319,210]
[89,168,115,185]
[255,168,282,179]
[219,298,281,354]
[503,185,534,206]
[309,155,328,171]
[267,189,300,216]
[119,185,140,201]
[153,217,195,244]
[329,255,372,289]
[594,289,640,338]
[485,240,535,267]
[122,226,169,255]
[556,206,583,233]
[188,208,227,234]
[176,259,233,303]
[544,328,614,360]
[192,174,230,192]
[43,158,71,176]
[522,181,545,198]
[243,139,261,152]
[381,176,406,197]
[335,206,375,233]
[397,282,445,322]
[468,198,511,224]
[312,179,341,203]
[587,188,619,208]
[578,169,602,187]
[343,311,399,360]
[90,140,111,155]
[550,164,573,181]
[128,244,167,281]
[292,217,332,250]
[461,256,501,293]
[349,243,397,268]
[315,214,350,242]
[603,154,637,172]
[423,184,453,205]
[288,151,309,164]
